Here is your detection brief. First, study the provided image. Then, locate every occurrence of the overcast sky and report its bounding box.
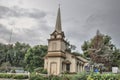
[0,0,120,52]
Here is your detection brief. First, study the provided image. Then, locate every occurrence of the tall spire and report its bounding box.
[55,6,62,33]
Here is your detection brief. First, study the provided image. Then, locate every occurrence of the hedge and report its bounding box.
[0,73,28,79]
[29,72,120,80]
[0,72,120,80]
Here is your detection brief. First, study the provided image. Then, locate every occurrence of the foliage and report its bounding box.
[87,73,120,80]
[0,73,12,78]
[0,72,119,80]
[42,69,48,74]
[0,42,48,72]
[11,69,16,73]
[72,52,84,57]
[111,48,120,67]
[34,67,44,73]
[29,72,120,80]
[0,73,28,79]
[0,61,11,72]
[81,41,90,57]
[30,73,47,80]
[0,42,30,68]
[12,42,30,67]
[0,43,7,65]
[24,45,47,72]
[81,30,120,68]
[12,74,28,79]
[49,75,62,80]
[34,67,47,74]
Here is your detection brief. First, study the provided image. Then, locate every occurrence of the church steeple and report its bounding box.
[55,6,62,33]
[51,6,65,39]
[47,6,67,53]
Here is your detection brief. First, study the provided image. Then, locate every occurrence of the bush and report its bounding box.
[34,67,47,74]
[29,72,120,80]
[11,69,16,73]
[87,73,120,80]
[0,73,12,78]
[62,72,120,80]
[48,75,62,80]
[42,69,47,74]
[30,73,47,80]
[13,74,28,79]
[0,73,28,79]
[34,67,43,73]
[0,62,11,72]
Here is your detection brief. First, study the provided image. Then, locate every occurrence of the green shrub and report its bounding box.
[34,67,47,74]
[87,73,120,80]
[0,73,28,79]
[48,75,62,80]
[34,67,44,73]
[0,73,12,78]
[62,72,120,80]
[30,73,46,80]
[29,72,120,80]
[13,74,28,79]
[11,69,16,73]
[42,69,47,74]
[116,74,120,80]
[61,71,70,74]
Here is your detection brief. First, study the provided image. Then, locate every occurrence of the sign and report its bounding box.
[112,67,118,73]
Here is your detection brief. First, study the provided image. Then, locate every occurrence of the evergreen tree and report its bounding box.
[81,30,120,68]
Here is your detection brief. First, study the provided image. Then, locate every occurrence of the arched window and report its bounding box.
[66,64,70,72]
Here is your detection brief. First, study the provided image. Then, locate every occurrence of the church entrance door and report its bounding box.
[50,62,57,75]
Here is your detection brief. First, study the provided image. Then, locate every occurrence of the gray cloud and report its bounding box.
[61,0,120,52]
[0,24,11,42]
[5,24,51,45]
[0,0,120,52]
[0,24,10,34]
[78,3,120,48]
[0,6,46,19]
[0,5,49,45]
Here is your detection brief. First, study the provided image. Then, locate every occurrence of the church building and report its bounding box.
[44,7,88,75]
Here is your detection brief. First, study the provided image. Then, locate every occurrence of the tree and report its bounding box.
[111,48,120,67]
[0,43,7,65]
[0,42,48,72]
[0,62,11,72]
[81,30,118,68]
[11,42,30,67]
[72,52,84,57]
[81,41,90,57]
[24,45,47,72]
[0,42,30,68]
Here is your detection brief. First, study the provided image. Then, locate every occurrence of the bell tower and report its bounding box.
[47,7,67,56]
[44,7,68,75]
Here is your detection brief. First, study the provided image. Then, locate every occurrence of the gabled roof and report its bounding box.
[76,56,88,63]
